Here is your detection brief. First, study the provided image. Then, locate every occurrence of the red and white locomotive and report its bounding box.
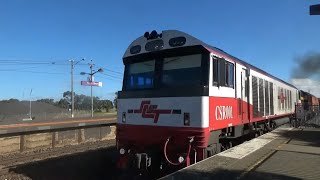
[116,30,298,174]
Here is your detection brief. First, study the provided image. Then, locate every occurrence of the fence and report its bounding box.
[0,122,116,155]
[293,105,320,128]
[0,111,116,124]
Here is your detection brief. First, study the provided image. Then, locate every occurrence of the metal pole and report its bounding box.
[71,60,74,118]
[90,60,93,118]
[29,98,31,119]
[91,83,93,118]
[29,88,32,119]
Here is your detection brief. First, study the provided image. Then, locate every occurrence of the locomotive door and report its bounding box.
[241,69,250,123]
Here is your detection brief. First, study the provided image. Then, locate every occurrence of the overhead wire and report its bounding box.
[100,72,122,79]
[95,75,123,83]
[100,67,123,75]
[0,69,66,75]
[0,59,124,77]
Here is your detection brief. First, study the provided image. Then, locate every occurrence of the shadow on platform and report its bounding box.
[164,168,301,180]
[277,128,320,147]
[8,146,118,180]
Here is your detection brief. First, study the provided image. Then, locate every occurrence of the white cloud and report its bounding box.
[291,78,320,97]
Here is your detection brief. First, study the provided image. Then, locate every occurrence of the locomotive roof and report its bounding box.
[123,30,297,89]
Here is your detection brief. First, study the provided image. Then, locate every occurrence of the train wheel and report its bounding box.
[254,131,259,138]
[259,130,264,136]
[221,141,233,150]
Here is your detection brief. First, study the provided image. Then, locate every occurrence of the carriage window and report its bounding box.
[124,60,155,90]
[162,54,202,87]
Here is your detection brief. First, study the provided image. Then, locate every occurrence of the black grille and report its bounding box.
[252,76,259,118]
[278,87,281,111]
[259,78,264,116]
[265,80,269,116]
[285,89,288,110]
[289,91,292,110]
[270,82,274,115]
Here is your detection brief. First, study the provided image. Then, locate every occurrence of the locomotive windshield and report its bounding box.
[162,54,202,87]
[123,54,204,91]
[125,60,155,90]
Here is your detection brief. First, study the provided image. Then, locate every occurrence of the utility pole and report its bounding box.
[70,60,74,118]
[29,88,32,120]
[89,60,94,118]
[70,59,84,118]
[80,60,103,118]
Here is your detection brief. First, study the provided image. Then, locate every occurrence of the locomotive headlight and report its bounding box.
[184,112,190,126]
[122,112,126,123]
[169,36,186,47]
[119,148,125,155]
[178,156,184,163]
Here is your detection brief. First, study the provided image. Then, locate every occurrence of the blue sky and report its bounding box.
[0,0,319,101]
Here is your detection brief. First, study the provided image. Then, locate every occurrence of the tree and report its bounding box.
[106,100,114,111]
[56,91,114,112]
[63,91,74,104]
[75,94,92,110]
[1,98,20,103]
[37,99,55,105]
[97,100,114,112]
[114,92,118,109]
[56,98,69,109]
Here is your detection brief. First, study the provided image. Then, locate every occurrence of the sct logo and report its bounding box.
[215,106,233,120]
[127,101,173,123]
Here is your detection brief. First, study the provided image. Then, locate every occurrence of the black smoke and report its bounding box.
[291,52,320,79]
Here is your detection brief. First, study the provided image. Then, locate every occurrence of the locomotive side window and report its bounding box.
[245,79,248,97]
[213,58,234,88]
[212,58,219,86]
[162,54,202,87]
[219,59,226,86]
[227,63,234,88]
[124,60,155,90]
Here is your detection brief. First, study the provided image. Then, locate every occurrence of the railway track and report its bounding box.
[0,139,116,176]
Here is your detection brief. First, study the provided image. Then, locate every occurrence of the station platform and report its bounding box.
[0,116,116,136]
[161,122,320,180]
